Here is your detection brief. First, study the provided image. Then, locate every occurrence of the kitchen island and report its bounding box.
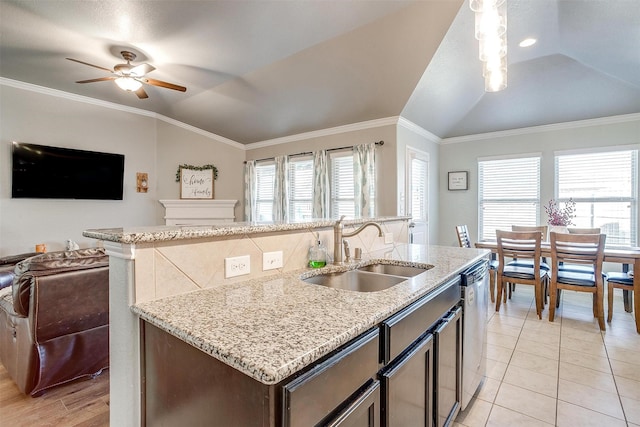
[84,218,488,426]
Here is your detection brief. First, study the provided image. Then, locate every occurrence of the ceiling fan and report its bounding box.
[66,51,187,99]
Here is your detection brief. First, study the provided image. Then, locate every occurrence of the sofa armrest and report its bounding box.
[13,248,108,316]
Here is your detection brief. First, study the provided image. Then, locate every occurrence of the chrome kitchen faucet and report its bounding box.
[333,216,383,264]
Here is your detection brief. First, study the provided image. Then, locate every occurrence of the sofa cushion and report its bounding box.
[12,248,108,316]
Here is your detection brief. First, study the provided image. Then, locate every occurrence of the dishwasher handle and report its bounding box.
[461,260,488,285]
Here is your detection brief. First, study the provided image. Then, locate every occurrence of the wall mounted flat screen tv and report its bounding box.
[12,142,125,200]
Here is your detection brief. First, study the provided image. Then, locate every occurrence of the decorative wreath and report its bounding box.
[175,164,219,182]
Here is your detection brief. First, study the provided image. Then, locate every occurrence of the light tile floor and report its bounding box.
[455,285,640,427]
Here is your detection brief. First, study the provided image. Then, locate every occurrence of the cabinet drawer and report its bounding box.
[381,278,460,364]
[283,328,379,427]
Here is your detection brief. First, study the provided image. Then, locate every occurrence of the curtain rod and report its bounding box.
[244,140,384,164]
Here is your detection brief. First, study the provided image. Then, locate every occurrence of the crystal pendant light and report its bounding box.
[471,0,507,92]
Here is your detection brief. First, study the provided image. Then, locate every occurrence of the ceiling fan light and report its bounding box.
[115,76,142,92]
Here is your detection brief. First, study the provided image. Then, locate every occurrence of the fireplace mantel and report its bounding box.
[159,199,237,225]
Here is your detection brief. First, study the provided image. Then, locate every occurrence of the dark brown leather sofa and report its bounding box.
[0,248,109,395]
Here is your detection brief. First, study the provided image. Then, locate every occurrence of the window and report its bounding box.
[409,153,428,222]
[478,155,541,240]
[330,151,356,219]
[252,150,375,221]
[255,162,275,221]
[555,149,638,246]
[288,157,313,221]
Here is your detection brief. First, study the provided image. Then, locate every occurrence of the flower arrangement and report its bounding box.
[544,198,576,226]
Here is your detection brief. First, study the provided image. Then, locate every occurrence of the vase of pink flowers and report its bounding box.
[545,198,576,235]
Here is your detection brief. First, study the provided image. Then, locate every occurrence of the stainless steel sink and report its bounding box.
[357,264,430,277]
[302,270,406,292]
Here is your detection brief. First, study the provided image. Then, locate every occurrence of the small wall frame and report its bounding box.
[179,166,214,199]
[448,171,468,191]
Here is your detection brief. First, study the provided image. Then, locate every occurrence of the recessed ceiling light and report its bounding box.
[519,38,537,48]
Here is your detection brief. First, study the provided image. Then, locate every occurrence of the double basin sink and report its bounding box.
[302,263,433,292]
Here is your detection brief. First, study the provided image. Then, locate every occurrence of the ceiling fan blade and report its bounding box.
[142,77,187,92]
[130,63,155,77]
[76,77,117,84]
[66,57,113,73]
[135,87,149,99]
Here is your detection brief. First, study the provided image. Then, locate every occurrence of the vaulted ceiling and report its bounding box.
[1,0,639,145]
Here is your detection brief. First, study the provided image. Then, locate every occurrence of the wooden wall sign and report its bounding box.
[179,167,214,199]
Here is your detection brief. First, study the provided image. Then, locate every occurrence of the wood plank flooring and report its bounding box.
[0,365,109,427]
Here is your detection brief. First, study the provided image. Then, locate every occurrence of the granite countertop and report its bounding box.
[132,244,489,385]
[83,216,410,244]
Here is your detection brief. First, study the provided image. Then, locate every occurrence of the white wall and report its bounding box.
[155,121,246,223]
[438,116,640,247]
[0,84,245,256]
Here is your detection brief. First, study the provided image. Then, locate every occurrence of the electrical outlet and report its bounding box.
[263,251,283,271]
[225,255,250,278]
[384,232,394,244]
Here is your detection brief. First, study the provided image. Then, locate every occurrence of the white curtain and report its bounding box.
[353,143,375,218]
[273,155,289,221]
[243,160,256,222]
[312,150,329,218]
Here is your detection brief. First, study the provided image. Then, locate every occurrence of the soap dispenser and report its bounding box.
[308,233,327,268]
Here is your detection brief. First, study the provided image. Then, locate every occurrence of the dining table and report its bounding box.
[475,240,640,333]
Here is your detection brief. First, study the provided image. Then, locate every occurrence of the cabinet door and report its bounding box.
[324,380,381,427]
[380,333,434,427]
[283,328,379,427]
[434,307,462,427]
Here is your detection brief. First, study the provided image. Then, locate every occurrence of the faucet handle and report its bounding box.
[343,239,351,262]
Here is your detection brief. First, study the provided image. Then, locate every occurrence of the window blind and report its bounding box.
[288,157,313,221]
[479,156,540,240]
[255,162,275,221]
[411,157,428,221]
[556,150,638,246]
[330,152,355,219]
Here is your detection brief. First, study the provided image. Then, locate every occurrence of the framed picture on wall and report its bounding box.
[448,171,468,191]
[179,166,214,199]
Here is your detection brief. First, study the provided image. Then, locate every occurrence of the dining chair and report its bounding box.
[512,225,548,241]
[605,271,634,322]
[548,232,606,330]
[509,225,551,299]
[456,225,499,303]
[557,227,602,276]
[496,230,547,319]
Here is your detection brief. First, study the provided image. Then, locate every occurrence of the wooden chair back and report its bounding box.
[496,230,545,318]
[497,230,543,276]
[567,227,601,234]
[456,225,472,248]
[549,231,607,329]
[511,225,548,241]
[550,232,606,276]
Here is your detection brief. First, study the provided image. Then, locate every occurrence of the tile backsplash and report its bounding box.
[133,219,409,303]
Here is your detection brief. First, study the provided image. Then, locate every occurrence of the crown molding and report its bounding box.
[0,77,244,150]
[247,116,400,150]
[441,113,640,144]
[397,117,442,144]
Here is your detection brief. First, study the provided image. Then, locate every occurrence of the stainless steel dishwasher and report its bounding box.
[460,259,489,411]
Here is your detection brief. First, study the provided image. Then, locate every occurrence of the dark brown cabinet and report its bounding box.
[380,333,434,427]
[141,278,463,427]
[282,328,380,427]
[434,307,462,427]
[378,277,462,427]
